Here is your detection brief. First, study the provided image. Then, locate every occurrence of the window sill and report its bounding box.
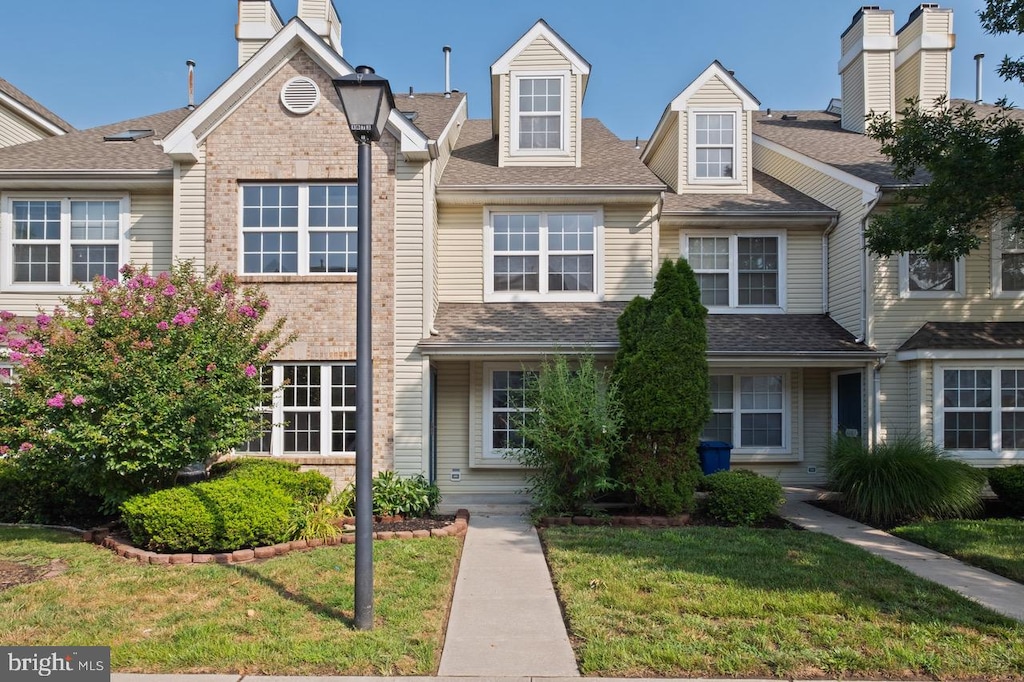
[730,451,797,463]
[898,291,964,300]
[705,306,786,314]
[485,292,603,303]
[237,274,357,285]
[471,457,528,470]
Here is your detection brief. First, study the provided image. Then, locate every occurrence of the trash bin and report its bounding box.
[697,441,733,475]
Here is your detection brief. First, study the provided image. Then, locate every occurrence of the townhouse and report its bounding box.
[0,2,1018,507]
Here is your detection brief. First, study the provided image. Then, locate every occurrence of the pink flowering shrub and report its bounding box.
[0,262,289,515]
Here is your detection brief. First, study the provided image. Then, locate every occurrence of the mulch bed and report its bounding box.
[539,511,799,530]
[808,497,1018,530]
[372,515,455,533]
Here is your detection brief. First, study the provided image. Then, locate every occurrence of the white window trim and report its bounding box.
[991,225,1024,298]
[484,207,604,302]
[509,71,571,157]
[238,362,356,457]
[708,370,792,457]
[933,362,1024,459]
[681,230,786,313]
[479,362,536,467]
[237,182,357,277]
[898,252,965,299]
[687,108,743,185]
[0,193,131,293]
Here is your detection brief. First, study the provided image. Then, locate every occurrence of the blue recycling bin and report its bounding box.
[698,440,732,475]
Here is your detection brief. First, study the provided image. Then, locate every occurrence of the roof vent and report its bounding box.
[280,76,320,115]
[103,129,154,142]
[826,98,843,116]
[781,114,799,121]
[401,111,419,121]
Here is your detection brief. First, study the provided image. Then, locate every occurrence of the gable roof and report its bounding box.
[162,17,428,161]
[439,118,664,190]
[0,108,188,175]
[662,170,835,218]
[0,77,75,135]
[490,19,591,76]
[393,92,466,141]
[670,61,760,111]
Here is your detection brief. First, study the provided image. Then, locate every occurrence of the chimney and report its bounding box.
[838,6,897,133]
[297,0,343,55]
[895,4,955,114]
[236,0,284,67]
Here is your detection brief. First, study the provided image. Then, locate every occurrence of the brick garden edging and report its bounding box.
[80,508,470,566]
[537,513,690,527]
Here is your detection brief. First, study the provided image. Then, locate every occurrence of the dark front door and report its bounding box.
[836,371,863,438]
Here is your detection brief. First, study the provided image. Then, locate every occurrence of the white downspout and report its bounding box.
[862,193,881,446]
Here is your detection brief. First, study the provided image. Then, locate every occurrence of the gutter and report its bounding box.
[0,169,172,177]
[438,184,666,193]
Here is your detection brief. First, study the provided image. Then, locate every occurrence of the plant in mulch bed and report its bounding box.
[700,469,785,526]
[987,464,1024,515]
[827,435,986,527]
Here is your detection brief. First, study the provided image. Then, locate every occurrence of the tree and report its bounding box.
[0,263,289,515]
[612,259,711,515]
[864,1,1024,260]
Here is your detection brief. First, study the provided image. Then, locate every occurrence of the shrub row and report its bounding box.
[988,465,1024,514]
[121,458,331,552]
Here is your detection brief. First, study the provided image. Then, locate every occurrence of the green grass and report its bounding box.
[542,526,1024,679]
[892,518,1024,584]
[0,527,460,675]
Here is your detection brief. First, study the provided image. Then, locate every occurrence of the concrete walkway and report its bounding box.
[780,492,1024,622]
[437,514,579,677]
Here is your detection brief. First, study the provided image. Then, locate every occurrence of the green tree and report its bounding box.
[612,259,711,515]
[865,1,1024,259]
[0,263,289,515]
[513,353,623,517]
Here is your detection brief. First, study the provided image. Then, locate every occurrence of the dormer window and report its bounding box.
[512,73,568,154]
[689,110,739,183]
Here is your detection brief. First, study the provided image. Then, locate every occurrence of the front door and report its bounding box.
[834,371,863,438]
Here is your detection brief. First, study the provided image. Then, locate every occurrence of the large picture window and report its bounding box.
[3,196,127,289]
[487,210,601,301]
[683,232,783,310]
[238,362,356,456]
[240,183,357,275]
[703,373,788,452]
[937,366,1024,454]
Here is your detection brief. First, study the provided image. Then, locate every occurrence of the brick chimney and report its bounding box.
[236,0,284,67]
[297,0,343,55]
[895,4,955,113]
[838,6,897,133]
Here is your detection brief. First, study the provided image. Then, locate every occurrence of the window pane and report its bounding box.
[709,376,734,409]
[943,411,991,449]
[549,255,594,292]
[71,246,119,283]
[908,253,955,291]
[13,200,60,241]
[309,231,357,273]
[243,231,299,273]
[519,115,561,149]
[70,200,120,241]
[701,413,733,443]
[740,413,783,447]
[1002,252,1024,291]
[697,273,729,306]
[13,245,60,283]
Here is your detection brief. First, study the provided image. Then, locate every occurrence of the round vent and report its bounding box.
[280,77,320,115]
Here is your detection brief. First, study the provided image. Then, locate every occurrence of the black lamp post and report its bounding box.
[332,65,394,631]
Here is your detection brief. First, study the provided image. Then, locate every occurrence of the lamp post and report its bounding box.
[333,65,394,631]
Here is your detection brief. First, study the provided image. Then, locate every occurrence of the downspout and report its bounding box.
[821,215,838,312]
[861,193,881,446]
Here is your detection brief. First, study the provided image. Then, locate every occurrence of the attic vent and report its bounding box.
[781,114,800,121]
[280,77,320,115]
[827,98,843,116]
[103,129,154,142]
[401,111,419,121]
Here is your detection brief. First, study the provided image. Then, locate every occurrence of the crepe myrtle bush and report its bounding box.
[0,262,289,514]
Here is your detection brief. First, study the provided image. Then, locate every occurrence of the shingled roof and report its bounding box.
[439,118,665,188]
[662,170,834,215]
[0,77,75,134]
[0,108,188,173]
[422,302,880,358]
[393,92,465,141]
[898,321,1024,354]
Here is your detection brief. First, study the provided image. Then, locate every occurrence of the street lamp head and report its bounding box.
[333,65,395,143]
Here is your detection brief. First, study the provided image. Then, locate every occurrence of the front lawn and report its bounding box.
[891,517,1024,584]
[542,526,1024,679]
[0,527,460,675]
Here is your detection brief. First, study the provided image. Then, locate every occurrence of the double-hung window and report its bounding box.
[3,196,127,290]
[703,373,788,453]
[690,111,738,182]
[899,251,964,297]
[683,232,784,311]
[514,75,565,153]
[483,365,537,460]
[238,362,357,457]
[994,227,1024,296]
[936,366,1024,454]
[487,210,601,300]
[241,183,357,275]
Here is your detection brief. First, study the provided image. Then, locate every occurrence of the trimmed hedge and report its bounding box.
[988,465,1024,515]
[701,469,784,526]
[209,457,331,504]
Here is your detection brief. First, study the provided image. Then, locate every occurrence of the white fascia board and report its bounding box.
[670,61,760,112]
[896,348,1024,362]
[640,104,673,163]
[0,91,69,136]
[838,34,899,74]
[490,19,591,76]
[753,135,880,205]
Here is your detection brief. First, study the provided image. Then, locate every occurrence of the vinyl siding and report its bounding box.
[129,192,173,273]
[437,205,483,302]
[434,360,528,499]
[393,155,429,477]
[0,106,48,147]
[919,50,950,109]
[894,51,921,109]
[687,75,743,106]
[500,35,579,167]
[604,205,656,300]
[173,144,206,269]
[678,78,751,193]
[865,51,895,117]
[841,58,867,132]
[645,114,679,191]
[753,143,867,337]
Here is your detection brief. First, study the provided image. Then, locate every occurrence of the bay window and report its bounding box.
[937,366,1024,454]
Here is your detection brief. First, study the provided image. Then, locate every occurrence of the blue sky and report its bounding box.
[3,1,1022,140]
